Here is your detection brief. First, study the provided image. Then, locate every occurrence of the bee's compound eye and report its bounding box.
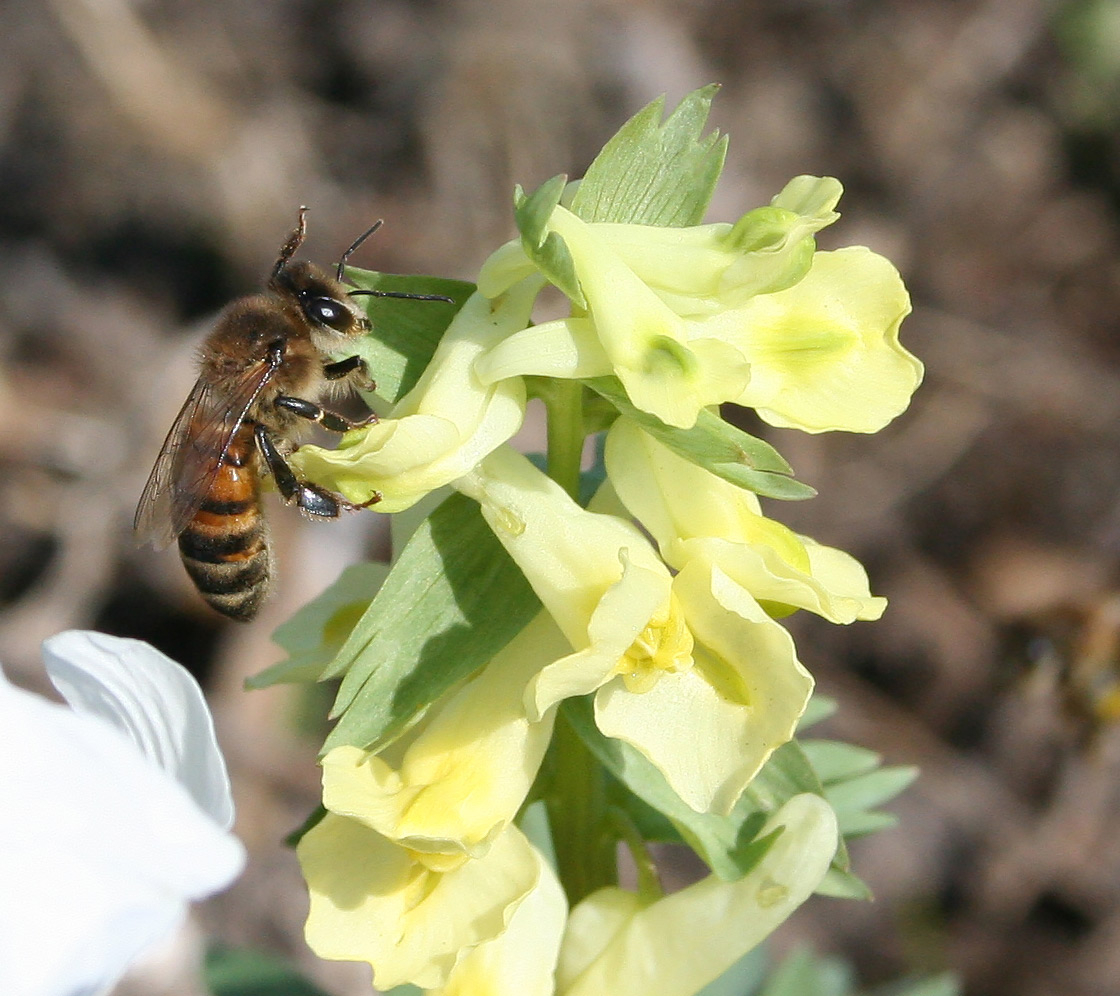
[303,295,352,331]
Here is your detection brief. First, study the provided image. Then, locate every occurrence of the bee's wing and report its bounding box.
[134,358,278,549]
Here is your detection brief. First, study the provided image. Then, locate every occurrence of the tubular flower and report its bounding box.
[290,279,536,513]
[299,817,548,993]
[555,794,838,996]
[455,446,813,814]
[476,205,752,430]
[474,177,919,435]
[476,175,843,313]
[318,611,569,858]
[605,419,885,623]
[576,174,844,314]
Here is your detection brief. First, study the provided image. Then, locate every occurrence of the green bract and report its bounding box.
[256,85,925,996]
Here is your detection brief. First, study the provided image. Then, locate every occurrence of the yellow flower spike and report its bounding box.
[289,280,536,513]
[319,612,569,858]
[556,794,838,996]
[431,843,568,996]
[606,419,887,624]
[720,246,922,433]
[456,446,811,814]
[299,816,542,992]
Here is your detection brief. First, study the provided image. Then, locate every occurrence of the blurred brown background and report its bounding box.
[3,0,1120,994]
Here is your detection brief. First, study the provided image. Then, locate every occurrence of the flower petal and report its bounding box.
[455,445,666,651]
[432,842,568,996]
[41,629,236,829]
[0,664,244,996]
[320,612,568,855]
[474,317,612,385]
[300,818,541,992]
[557,794,838,996]
[594,558,812,814]
[527,553,672,719]
[727,246,922,433]
[607,420,885,623]
[545,205,751,429]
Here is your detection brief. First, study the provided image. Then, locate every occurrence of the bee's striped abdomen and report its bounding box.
[178,423,272,621]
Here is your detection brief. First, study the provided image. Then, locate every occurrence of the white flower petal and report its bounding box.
[0,666,244,996]
[42,630,236,830]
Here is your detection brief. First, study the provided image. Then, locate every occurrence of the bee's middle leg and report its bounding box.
[253,424,380,519]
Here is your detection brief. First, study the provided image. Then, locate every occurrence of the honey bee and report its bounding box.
[135,208,449,621]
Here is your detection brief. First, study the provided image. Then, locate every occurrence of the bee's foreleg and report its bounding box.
[274,394,377,432]
[253,424,379,519]
[323,355,376,392]
[323,355,364,379]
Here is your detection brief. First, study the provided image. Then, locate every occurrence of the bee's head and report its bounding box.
[267,208,371,346]
[271,260,372,342]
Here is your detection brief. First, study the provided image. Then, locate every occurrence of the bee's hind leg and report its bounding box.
[253,424,380,519]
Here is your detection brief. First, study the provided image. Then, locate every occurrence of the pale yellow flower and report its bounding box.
[476,205,751,430]
[455,446,812,814]
[556,794,838,996]
[431,841,568,996]
[719,246,921,433]
[605,419,885,623]
[299,816,544,992]
[318,612,568,858]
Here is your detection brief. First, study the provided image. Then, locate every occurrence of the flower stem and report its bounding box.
[609,806,663,904]
[546,709,617,906]
[544,379,584,501]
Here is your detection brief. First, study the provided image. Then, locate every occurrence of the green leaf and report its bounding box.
[870,974,961,996]
[561,696,777,881]
[798,695,838,731]
[603,769,686,846]
[205,946,331,996]
[249,561,389,689]
[815,867,873,900]
[755,947,855,996]
[320,492,541,753]
[570,85,728,226]
[801,739,917,840]
[799,741,883,784]
[825,767,918,839]
[342,268,474,403]
[744,740,854,884]
[696,945,770,996]
[514,175,586,306]
[586,376,817,501]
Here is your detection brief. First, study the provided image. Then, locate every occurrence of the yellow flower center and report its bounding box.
[616,594,694,693]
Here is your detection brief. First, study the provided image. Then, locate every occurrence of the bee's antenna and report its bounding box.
[336,219,384,282]
[348,288,455,304]
[274,206,308,279]
[340,217,454,304]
